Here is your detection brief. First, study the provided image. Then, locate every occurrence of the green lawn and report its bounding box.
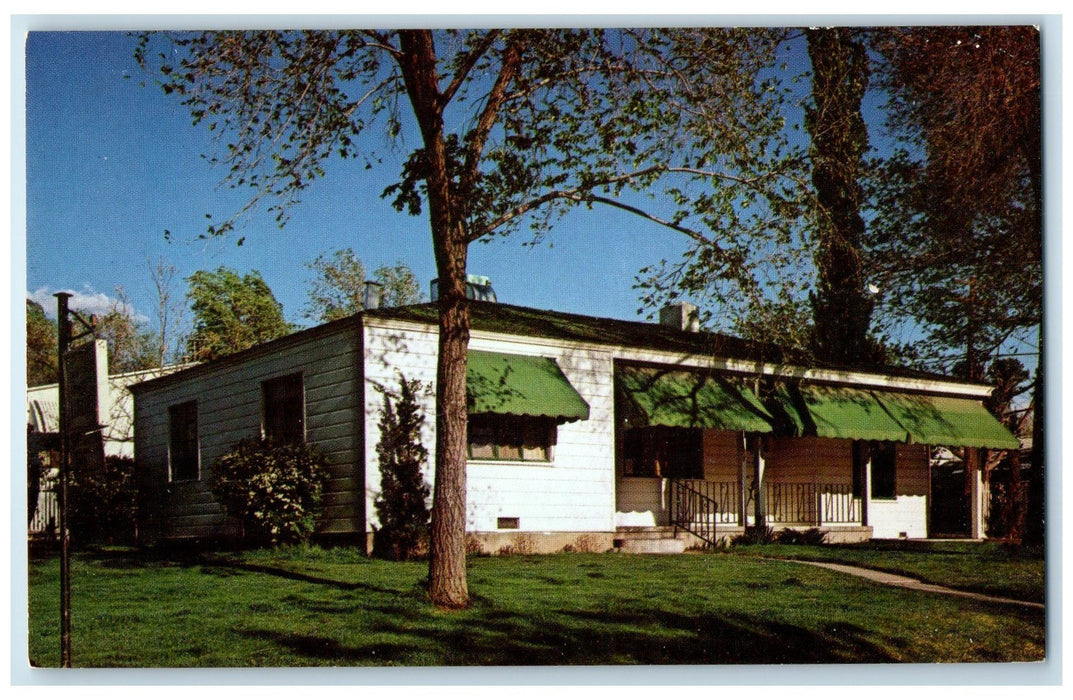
[27,546,1045,667]
[727,540,1045,603]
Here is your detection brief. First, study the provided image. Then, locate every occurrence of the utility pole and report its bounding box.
[54,292,97,668]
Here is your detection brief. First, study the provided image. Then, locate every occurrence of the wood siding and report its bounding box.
[134,326,364,540]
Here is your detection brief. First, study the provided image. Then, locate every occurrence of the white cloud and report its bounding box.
[27,286,147,323]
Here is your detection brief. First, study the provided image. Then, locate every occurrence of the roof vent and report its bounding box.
[659,302,699,332]
[430,274,497,303]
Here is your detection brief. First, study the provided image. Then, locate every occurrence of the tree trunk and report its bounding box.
[805,28,874,365]
[428,266,471,608]
[396,30,472,608]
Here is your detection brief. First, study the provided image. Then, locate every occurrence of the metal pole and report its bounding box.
[55,292,72,668]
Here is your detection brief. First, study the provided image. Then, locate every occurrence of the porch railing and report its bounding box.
[669,479,720,549]
[673,479,740,524]
[764,482,861,525]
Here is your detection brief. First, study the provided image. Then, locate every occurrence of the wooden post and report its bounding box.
[753,435,766,528]
[738,432,748,527]
[967,448,984,539]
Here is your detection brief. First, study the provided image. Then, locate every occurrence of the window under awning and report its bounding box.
[614,365,773,433]
[467,350,590,423]
[873,391,1021,450]
[770,383,911,443]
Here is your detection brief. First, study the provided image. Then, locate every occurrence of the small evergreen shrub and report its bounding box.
[373,376,432,561]
[210,438,329,546]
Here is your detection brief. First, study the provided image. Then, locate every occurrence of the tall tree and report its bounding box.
[303,248,423,323]
[186,267,293,361]
[143,28,803,607]
[868,26,1043,543]
[805,27,876,365]
[27,299,58,386]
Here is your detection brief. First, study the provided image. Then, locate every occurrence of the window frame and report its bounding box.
[262,373,306,445]
[168,400,200,482]
[466,414,556,464]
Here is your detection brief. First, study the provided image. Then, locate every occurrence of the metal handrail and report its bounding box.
[670,479,720,549]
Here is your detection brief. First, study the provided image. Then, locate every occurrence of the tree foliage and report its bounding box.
[27,299,58,386]
[91,287,160,374]
[151,256,191,366]
[373,375,432,561]
[866,26,1042,373]
[142,28,816,607]
[186,266,294,361]
[304,248,423,323]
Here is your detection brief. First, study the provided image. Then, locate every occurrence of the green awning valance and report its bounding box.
[467,350,590,422]
[772,383,911,443]
[873,391,1021,450]
[615,365,773,433]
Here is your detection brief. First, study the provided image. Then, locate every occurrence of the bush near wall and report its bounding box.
[69,456,139,546]
[210,438,329,546]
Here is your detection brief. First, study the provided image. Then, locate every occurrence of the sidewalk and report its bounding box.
[788,559,1045,610]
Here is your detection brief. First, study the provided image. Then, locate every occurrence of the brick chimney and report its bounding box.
[659,302,699,332]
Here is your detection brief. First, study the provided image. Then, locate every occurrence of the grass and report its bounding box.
[726,539,1045,603]
[26,544,1045,667]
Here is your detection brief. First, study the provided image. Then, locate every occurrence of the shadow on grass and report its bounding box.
[195,556,407,596]
[233,599,900,666]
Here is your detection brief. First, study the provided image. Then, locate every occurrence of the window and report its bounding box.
[620,426,703,479]
[870,442,897,499]
[168,401,199,481]
[467,414,555,462]
[263,374,305,444]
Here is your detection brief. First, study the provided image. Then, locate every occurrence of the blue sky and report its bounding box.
[20,27,1043,383]
[24,30,704,329]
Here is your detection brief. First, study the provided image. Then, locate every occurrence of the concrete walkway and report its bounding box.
[787,559,1045,610]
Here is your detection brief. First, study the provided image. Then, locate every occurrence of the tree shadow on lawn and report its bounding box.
[234,603,901,666]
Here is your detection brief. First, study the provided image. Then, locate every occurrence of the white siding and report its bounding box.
[134,325,364,539]
[362,320,616,535]
[868,443,930,539]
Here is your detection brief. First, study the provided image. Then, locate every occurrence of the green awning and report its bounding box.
[873,391,1021,450]
[615,365,773,432]
[467,350,589,422]
[771,383,911,442]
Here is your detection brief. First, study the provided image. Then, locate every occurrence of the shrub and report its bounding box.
[775,527,829,546]
[731,525,776,546]
[372,376,431,561]
[69,456,139,546]
[210,438,329,546]
[465,534,488,556]
[498,534,536,556]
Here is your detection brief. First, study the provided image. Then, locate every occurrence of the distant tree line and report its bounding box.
[26,250,423,382]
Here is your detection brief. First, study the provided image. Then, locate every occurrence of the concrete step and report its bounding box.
[614,527,689,554]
